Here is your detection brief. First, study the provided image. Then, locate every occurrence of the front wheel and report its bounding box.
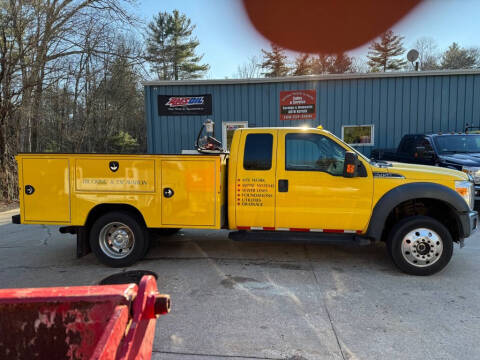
[387,216,453,276]
[90,211,149,267]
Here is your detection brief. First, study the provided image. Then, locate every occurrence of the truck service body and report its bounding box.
[12,126,478,275]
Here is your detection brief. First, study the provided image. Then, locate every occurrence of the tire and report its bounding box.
[387,216,453,276]
[89,211,149,267]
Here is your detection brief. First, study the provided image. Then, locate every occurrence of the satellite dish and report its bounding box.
[407,49,419,62]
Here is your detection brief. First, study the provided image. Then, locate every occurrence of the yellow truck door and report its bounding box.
[161,159,217,227]
[21,158,71,223]
[275,129,373,232]
[234,129,277,228]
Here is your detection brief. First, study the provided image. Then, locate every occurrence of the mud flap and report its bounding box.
[76,227,91,258]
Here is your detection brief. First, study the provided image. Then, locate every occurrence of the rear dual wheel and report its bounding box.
[387,216,453,276]
[90,211,149,267]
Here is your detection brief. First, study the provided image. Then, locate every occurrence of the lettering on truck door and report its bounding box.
[235,130,277,228]
[275,129,373,232]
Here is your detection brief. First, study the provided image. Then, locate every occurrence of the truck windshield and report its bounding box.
[434,135,480,154]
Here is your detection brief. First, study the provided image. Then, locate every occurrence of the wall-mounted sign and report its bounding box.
[158,94,212,116]
[280,90,316,120]
[342,125,375,146]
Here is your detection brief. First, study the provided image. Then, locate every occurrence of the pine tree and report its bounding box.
[146,10,209,80]
[331,53,354,73]
[260,43,290,77]
[367,30,406,72]
[292,54,312,76]
[311,53,354,74]
[146,11,171,80]
[441,43,478,70]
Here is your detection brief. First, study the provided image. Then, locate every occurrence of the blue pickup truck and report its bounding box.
[371,133,480,200]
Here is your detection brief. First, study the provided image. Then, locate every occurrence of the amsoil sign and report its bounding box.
[280,90,316,120]
[158,94,212,116]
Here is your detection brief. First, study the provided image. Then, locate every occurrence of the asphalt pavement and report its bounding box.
[1,208,479,360]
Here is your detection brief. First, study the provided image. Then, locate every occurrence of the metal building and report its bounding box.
[144,70,480,156]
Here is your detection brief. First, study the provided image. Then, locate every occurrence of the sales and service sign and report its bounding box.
[280,90,316,120]
[158,94,212,116]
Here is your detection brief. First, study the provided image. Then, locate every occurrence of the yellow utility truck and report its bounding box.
[12,124,478,275]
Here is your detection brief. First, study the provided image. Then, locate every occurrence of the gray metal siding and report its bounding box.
[146,73,480,156]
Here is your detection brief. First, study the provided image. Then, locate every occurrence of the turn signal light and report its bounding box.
[455,180,474,209]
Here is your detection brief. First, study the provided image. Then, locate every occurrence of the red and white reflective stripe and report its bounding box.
[237,226,362,234]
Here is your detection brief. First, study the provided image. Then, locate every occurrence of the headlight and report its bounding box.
[462,166,480,184]
[455,180,475,209]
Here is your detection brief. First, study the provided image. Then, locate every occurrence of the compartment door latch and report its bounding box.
[163,188,174,198]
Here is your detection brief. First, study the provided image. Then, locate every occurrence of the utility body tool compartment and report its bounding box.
[21,158,71,223]
[16,154,226,229]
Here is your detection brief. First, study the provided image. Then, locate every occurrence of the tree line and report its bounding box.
[0,4,208,200]
[240,30,480,78]
[1,5,480,201]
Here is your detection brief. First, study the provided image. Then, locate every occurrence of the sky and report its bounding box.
[133,0,480,79]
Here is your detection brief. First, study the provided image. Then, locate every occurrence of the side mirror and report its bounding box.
[343,151,357,178]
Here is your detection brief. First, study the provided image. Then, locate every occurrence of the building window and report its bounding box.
[341,125,374,146]
[243,134,273,170]
[285,133,345,176]
[222,121,248,151]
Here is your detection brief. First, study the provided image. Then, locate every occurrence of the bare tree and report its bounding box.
[414,37,439,70]
[234,55,262,78]
[351,57,368,73]
[0,0,145,200]
[0,2,24,199]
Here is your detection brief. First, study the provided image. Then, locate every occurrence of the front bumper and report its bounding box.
[11,214,20,224]
[459,210,478,239]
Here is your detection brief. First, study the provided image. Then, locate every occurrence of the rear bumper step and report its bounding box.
[228,230,372,245]
[11,214,20,224]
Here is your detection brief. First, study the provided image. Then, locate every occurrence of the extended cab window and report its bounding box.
[243,133,273,170]
[415,137,434,159]
[285,133,345,175]
[399,136,416,154]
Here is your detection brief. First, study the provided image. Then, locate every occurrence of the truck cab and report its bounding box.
[228,127,373,233]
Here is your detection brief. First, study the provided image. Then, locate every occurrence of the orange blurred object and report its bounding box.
[346,164,355,174]
[242,0,421,53]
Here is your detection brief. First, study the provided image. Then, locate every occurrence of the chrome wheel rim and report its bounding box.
[99,222,135,259]
[401,228,443,267]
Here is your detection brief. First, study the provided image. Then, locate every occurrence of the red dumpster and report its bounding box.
[0,275,170,360]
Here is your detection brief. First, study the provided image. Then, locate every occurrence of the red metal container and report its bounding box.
[0,275,170,360]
